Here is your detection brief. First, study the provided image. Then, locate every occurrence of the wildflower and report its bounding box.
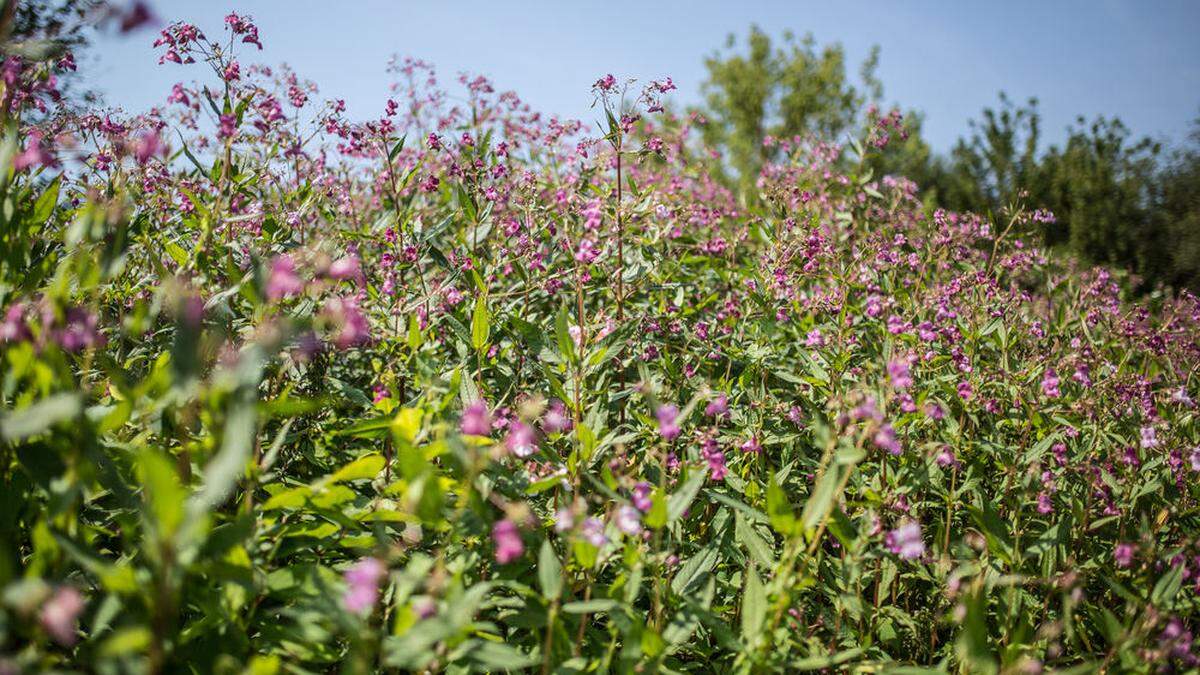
[13,131,56,171]
[805,329,824,347]
[739,436,762,454]
[460,400,491,436]
[614,506,641,535]
[1113,543,1135,568]
[935,446,959,468]
[656,404,680,441]
[873,423,902,455]
[217,114,237,140]
[1041,368,1060,398]
[1140,425,1159,449]
[266,255,304,300]
[133,130,164,164]
[703,441,728,481]
[323,296,369,348]
[554,508,574,532]
[542,399,571,434]
[328,255,362,282]
[342,557,386,614]
[1190,447,1200,472]
[631,482,653,512]
[40,586,84,646]
[887,359,912,389]
[505,420,537,457]
[885,521,925,560]
[1036,492,1053,514]
[705,393,729,418]
[411,596,436,619]
[957,381,973,400]
[581,517,606,547]
[0,304,28,342]
[55,307,104,352]
[492,519,524,563]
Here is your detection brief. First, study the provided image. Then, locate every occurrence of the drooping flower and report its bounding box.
[505,420,537,457]
[542,399,571,434]
[460,400,492,436]
[656,404,680,441]
[1113,542,1135,568]
[342,557,387,614]
[40,586,84,646]
[887,359,912,390]
[873,423,902,455]
[1140,425,1159,449]
[614,506,642,535]
[492,519,524,564]
[581,517,606,547]
[631,482,653,512]
[885,520,925,560]
[704,393,729,418]
[1041,368,1060,398]
[266,255,304,300]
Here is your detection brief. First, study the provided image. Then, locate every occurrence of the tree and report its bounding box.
[696,26,881,193]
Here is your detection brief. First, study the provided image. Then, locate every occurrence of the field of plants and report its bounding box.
[0,9,1198,674]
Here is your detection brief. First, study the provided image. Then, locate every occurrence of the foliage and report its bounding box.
[0,12,1197,675]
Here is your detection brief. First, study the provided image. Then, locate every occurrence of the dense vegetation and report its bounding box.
[698,26,1200,293]
[0,7,1198,674]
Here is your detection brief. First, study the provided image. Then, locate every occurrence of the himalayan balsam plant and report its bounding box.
[0,10,1197,675]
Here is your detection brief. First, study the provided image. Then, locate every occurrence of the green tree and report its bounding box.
[696,26,880,193]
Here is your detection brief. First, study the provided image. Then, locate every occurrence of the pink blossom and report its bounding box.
[342,557,386,614]
[460,400,492,436]
[492,519,524,564]
[40,586,84,646]
[656,404,680,441]
[885,521,925,560]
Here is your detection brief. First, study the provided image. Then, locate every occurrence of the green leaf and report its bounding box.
[0,393,81,441]
[471,295,489,351]
[740,565,766,642]
[1151,562,1185,607]
[330,453,385,483]
[667,471,705,524]
[538,540,563,600]
[735,513,775,567]
[766,474,796,535]
[563,599,617,614]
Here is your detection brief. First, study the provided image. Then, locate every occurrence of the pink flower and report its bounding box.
[614,505,641,535]
[492,519,524,564]
[1113,543,1135,568]
[460,400,492,436]
[581,517,606,547]
[887,359,912,389]
[805,329,824,347]
[40,586,84,646]
[323,296,369,348]
[342,557,387,614]
[266,255,304,300]
[631,482,653,512]
[13,131,56,172]
[873,423,902,455]
[705,394,729,418]
[885,521,925,560]
[1041,368,1060,398]
[505,420,536,457]
[739,436,762,454]
[133,130,164,164]
[328,255,362,282]
[656,404,680,441]
[542,399,571,434]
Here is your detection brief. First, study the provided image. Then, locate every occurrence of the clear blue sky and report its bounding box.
[84,0,1200,153]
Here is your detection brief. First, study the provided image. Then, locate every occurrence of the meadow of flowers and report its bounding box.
[0,11,1198,674]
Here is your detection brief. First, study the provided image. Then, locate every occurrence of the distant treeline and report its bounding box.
[695,26,1200,293]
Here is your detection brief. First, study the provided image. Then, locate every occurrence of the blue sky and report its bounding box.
[85,0,1200,153]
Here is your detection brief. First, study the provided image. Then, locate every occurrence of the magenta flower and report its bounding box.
[739,436,762,454]
[342,557,387,614]
[705,394,729,418]
[614,505,642,535]
[266,255,304,300]
[1041,368,1061,398]
[542,399,571,434]
[887,359,912,389]
[328,255,362,282]
[1140,425,1159,449]
[492,519,524,564]
[581,517,607,547]
[873,423,902,455]
[460,400,492,436]
[1113,542,1135,568]
[505,420,537,457]
[40,586,85,646]
[322,296,369,349]
[631,482,653,512]
[885,521,925,560]
[656,404,680,441]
